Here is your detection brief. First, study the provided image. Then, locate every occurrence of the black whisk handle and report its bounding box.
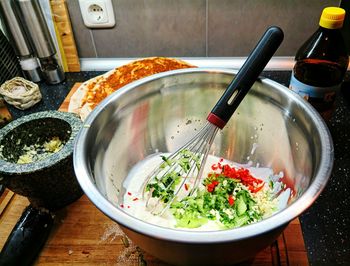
[207,26,284,129]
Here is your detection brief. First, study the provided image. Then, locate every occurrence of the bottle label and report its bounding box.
[289,74,340,100]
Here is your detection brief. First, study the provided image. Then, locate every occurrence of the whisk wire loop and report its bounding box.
[141,122,209,200]
[143,122,218,215]
[190,124,219,196]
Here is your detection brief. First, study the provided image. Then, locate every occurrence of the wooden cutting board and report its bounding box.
[0,99,12,128]
[0,83,309,265]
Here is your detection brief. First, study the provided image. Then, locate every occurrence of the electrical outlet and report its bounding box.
[79,0,115,28]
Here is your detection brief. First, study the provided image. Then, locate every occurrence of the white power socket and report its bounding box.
[79,0,115,28]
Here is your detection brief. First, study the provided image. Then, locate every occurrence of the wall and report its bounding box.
[66,0,342,58]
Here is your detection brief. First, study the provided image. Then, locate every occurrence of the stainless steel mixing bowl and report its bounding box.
[74,68,333,265]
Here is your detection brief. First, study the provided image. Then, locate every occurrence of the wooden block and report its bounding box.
[50,0,80,72]
[58,82,82,112]
[0,194,30,248]
[0,189,14,216]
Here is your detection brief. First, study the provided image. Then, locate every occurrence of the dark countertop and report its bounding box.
[4,70,350,266]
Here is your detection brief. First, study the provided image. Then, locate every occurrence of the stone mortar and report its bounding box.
[0,111,83,210]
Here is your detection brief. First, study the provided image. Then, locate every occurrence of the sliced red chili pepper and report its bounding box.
[127,192,132,196]
[207,180,220,192]
[212,181,219,186]
[221,164,264,188]
[133,198,139,201]
[228,195,235,206]
[211,160,224,171]
[207,183,214,192]
[184,183,189,191]
[217,162,222,169]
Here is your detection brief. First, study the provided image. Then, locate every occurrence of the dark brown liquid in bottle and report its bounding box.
[294,59,345,87]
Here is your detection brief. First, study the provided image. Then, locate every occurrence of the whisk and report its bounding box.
[142,26,284,215]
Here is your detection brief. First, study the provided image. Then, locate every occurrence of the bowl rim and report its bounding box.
[74,68,334,243]
[0,111,82,174]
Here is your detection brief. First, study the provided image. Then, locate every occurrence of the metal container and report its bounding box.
[74,69,333,265]
[0,0,42,82]
[16,0,64,84]
[16,0,55,58]
[0,0,32,57]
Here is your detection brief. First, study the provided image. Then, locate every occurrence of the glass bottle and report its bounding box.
[289,7,349,121]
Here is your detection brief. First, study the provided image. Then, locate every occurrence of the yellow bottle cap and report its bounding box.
[319,7,346,29]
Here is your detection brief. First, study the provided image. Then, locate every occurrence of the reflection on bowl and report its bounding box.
[74,68,333,265]
[0,111,83,210]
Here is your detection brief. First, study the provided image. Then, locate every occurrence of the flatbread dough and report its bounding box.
[68,57,194,120]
